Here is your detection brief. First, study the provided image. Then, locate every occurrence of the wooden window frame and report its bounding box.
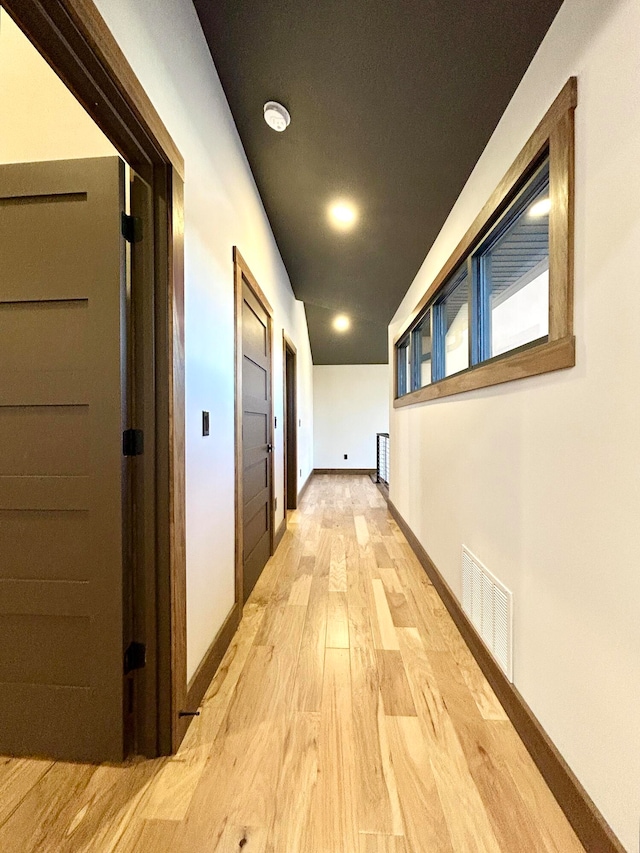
[394,77,576,408]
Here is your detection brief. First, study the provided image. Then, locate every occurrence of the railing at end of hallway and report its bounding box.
[376,433,389,486]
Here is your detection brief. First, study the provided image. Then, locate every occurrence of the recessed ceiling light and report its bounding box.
[333,314,350,332]
[328,200,358,231]
[529,197,551,217]
[263,101,290,132]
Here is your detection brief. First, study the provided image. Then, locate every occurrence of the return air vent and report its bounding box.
[462,546,513,681]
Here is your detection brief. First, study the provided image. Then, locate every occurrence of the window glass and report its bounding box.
[482,160,550,358]
[397,336,410,396]
[395,153,560,397]
[393,87,574,406]
[440,267,469,377]
[413,311,432,387]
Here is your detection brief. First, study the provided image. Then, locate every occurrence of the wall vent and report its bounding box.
[462,546,513,681]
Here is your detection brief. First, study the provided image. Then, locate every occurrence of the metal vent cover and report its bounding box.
[462,546,513,681]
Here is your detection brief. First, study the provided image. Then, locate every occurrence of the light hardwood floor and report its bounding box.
[0,474,584,852]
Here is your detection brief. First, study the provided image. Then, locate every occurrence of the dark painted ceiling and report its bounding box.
[193,0,563,364]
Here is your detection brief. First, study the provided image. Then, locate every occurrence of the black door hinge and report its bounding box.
[124,641,146,674]
[123,428,144,456]
[121,212,143,243]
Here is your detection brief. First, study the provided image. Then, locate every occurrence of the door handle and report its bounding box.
[267,444,273,453]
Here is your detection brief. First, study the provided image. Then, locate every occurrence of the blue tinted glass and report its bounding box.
[397,337,410,396]
[482,160,550,358]
[415,311,432,387]
[442,268,469,377]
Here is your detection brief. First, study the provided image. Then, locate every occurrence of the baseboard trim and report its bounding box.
[313,468,375,475]
[298,470,313,502]
[186,510,287,717]
[185,601,242,716]
[372,476,389,501]
[388,499,624,853]
[274,516,287,551]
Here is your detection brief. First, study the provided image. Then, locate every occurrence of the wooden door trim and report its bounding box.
[234,247,274,316]
[282,332,298,514]
[3,0,187,755]
[282,332,297,355]
[1,0,184,179]
[234,247,275,610]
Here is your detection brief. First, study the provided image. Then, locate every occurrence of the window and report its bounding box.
[478,159,550,360]
[394,78,576,406]
[411,310,432,388]
[396,334,410,397]
[436,264,469,378]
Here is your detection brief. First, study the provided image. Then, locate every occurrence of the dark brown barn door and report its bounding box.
[239,268,274,602]
[0,156,131,762]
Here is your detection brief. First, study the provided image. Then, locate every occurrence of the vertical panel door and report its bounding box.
[0,157,129,761]
[241,279,273,602]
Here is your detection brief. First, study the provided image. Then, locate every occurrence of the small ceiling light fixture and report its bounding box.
[333,314,350,332]
[328,200,358,231]
[263,100,291,132]
[529,197,551,217]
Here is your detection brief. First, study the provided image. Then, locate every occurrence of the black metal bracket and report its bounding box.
[121,211,143,243]
[123,428,144,457]
[124,641,146,674]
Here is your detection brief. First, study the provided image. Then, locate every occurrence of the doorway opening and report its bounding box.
[283,333,298,512]
[1,0,186,760]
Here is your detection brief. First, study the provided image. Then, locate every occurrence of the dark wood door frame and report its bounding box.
[283,332,298,514]
[2,0,187,755]
[234,247,275,609]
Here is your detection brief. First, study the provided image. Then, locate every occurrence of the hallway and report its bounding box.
[0,475,583,852]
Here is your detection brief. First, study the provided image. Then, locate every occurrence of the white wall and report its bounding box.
[389,0,640,849]
[90,0,314,681]
[314,365,389,470]
[0,11,116,162]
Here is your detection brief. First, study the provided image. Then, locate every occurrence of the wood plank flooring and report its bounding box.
[0,474,585,852]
